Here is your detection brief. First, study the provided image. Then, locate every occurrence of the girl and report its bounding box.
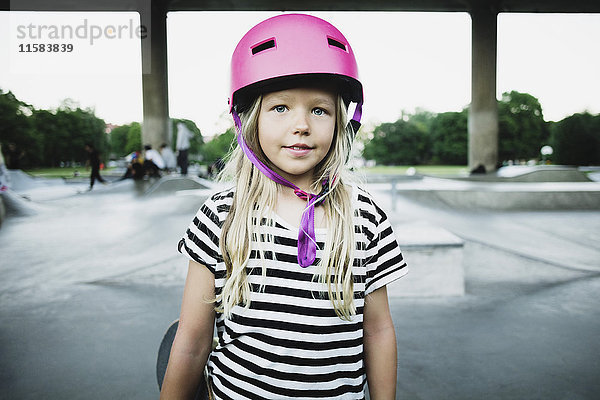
[160,14,408,400]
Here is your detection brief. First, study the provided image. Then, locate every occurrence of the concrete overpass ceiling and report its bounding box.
[168,0,600,13]
[167,0,473,12]
[1,0,143,12]
[498,1,600,13]
[3,0,600,12]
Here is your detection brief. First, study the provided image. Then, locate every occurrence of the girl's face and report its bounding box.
[257,87,336,189]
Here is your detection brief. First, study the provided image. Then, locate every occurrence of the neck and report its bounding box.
[279,184,310,202]
[290,179,315,195]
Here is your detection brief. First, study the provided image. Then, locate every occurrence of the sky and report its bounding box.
[1,11,599,138]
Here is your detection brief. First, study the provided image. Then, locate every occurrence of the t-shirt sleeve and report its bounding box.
[364,199,408,295]
[177,196,224,275]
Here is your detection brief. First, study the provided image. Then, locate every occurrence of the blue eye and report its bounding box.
[274,105,287,113]
[313,107,327,116]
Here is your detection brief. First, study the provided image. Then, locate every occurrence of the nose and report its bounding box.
[293,111,310,136]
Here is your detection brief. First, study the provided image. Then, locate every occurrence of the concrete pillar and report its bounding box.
[140,1,170,151]
[469,8,499,173]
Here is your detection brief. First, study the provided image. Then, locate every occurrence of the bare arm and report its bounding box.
[160,260,216,399]
[363,286,397,400]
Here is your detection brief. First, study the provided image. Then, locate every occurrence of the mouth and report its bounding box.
[283,143,314,157]
[283,144,314,150]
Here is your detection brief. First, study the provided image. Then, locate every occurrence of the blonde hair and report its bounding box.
[217,93,357,320]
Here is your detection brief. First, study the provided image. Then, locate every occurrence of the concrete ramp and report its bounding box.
[394,178,600,210]
[7,169,67,191]
[2,169,85,201]
[496,165,592,182]
[144,175,210,197]
[0,190,43,216]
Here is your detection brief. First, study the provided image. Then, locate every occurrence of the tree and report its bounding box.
[409,108,435,134]
[498,91,548,162]
[201,128,235,163]
[60,105,107,164]
[550,112,600,165]
[0,89,39,167]
[125,122,142,155]
[362,118,430,165]
[31,104,107,167]
[31,109,62,166]
[109,124,131,158]
[430,110,468,165]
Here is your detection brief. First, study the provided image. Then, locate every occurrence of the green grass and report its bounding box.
[25,165,468,178]
[24,167,118,179]
[26,164,598,182]
[359,165,469,176]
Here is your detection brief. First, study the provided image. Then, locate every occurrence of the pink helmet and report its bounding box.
[229,13,363,113]
[229,14,363,268]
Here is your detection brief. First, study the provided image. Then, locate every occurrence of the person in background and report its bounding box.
[84,143,107,190]
[175,122,194,175]
[118,151,144,181]
[143,144,165,177]
[4,143,24,170]
[160,143,177,173]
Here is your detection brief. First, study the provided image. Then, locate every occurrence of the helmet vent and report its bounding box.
[251,38,276,55]
[327,37,347,52]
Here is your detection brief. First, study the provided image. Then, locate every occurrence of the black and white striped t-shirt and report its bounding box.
[178,186,407,399]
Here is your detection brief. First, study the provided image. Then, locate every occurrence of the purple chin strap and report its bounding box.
[231,102,362,268]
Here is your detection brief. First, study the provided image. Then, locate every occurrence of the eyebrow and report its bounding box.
[263,94,335,108]
[263,93,294,104]
[312,97,336,108]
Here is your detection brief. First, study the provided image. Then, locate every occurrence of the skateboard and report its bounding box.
[157,319,210,400]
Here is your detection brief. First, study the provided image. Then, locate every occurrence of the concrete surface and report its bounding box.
[380,176,600,211]
[372,184,600,399]
[391,221,465,297]
[1,174,599,399]
[0,194,5,225]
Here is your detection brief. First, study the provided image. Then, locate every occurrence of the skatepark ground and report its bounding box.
[0,169,599,399]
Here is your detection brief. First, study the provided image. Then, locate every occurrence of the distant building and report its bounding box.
[105,123,119,134]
